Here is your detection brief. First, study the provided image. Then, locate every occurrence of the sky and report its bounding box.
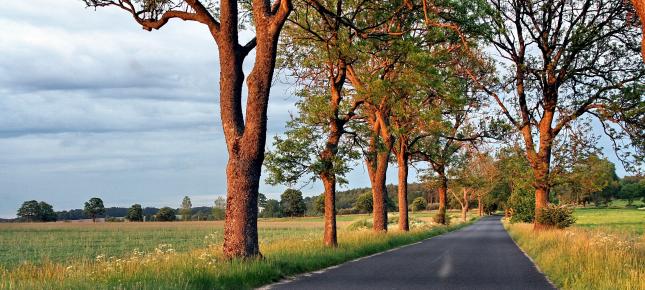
[0,0,632,218]
[0,0,405,218]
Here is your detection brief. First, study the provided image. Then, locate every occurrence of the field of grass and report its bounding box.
[506,207,645,290]
[0,210,476,289]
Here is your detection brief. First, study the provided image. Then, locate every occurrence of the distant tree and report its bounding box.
[312,195,325,216]
[156,207,176,222]
[38,202,57,222]
[126,204,144,222]
[355,192,373,214]
[212,197,226,221]
[257,194,268,210]
[84,197,105,223]
[410,197,428,212]
[280,189,306,217]
[180,196,192,221]
[619,178,645,205]
[17,200,41,222]
[260,199,282,218]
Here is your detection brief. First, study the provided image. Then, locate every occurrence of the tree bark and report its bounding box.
[368,149,390,232]
[321,172,337,247]
[222,4,291,258]
[478,195,483,217]
[436,172,448,224]
[462,189,469,222]
[396,143,409,231]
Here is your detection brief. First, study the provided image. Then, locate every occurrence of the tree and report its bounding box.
[17,200,41,222]
[213,196,226,220]
[354,192,373,214]
[478,0,645,229]
[180,196,192,221]
[280,189,306,217]
[257,194,268,210]
[37,202,57,222]
[410,197,428,212]
[260,199,282,218]
[83,0,294,258]
[84,197,105,222]
[555,155,618,206]
[157,207,177,221]
[619,177,645,205]
[126,204,144,222]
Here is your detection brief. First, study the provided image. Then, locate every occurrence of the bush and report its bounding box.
[535,204,576,229]
[508,188,535,223]
[410,197,428,212]
[156,207,176,221]
[355,192,373,213]
[432,207,450,225]
[426,203,440,210]
[337,208,359,215]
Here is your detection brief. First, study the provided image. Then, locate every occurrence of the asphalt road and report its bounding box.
[265,216,555,290]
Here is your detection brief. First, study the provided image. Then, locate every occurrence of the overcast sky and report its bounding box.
[0,0,631,218]
[0,0,402,218]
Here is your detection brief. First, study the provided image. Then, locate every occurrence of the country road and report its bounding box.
[265,216,555,290]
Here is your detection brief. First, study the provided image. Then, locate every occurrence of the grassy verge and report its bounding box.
[505,210,644,290]
[1,214,475,289]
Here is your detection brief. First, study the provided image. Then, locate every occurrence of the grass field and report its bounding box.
[506,206,645,290]
[0,210,476,289]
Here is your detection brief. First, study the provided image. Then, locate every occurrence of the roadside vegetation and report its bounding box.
[0,211,476,289]
[506,204,645,290]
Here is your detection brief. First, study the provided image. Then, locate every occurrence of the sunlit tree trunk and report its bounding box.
[396,141,410,231]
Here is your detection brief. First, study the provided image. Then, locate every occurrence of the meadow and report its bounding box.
[506,205,645,290]
[0,210,476,289]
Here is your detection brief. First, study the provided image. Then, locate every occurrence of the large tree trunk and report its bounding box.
[221,14,287,258]
[436,172,448,224]
[321,172,337,247]
[478,195,483,217]
[396,144,409,231]
[369,149,390,232]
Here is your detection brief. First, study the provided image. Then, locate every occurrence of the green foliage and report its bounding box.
[212,196,226,221]
[535,204,576,229]
[260,199,282,218]
[410,197,428,212]
[180,196,192,221]
[508,188,536,223]
[126,204,143,222]
[619,177,645,205]
[354,192,373,214]
[17,200,56,222]
[280,189,306,217]
[84,198,105,222]
[156,207,176,222]
[310,195,325,216]
[433,207,450,225]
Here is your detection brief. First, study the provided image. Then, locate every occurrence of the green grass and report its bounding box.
[573,208,645,235]
[0,210,476,289]
[506,207,645,290]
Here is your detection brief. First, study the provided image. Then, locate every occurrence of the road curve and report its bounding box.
[265,216,555,290]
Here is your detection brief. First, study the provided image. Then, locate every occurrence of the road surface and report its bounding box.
[265,216,555,290]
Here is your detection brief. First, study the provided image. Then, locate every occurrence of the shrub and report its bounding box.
[156,207,176,221]
[508,188,535,223]
[355,192,373,213]
[426,203,440,210]
[432,207,450,225]
[535,204,576,229]
[337,208,359,215]
[410,197,428,212]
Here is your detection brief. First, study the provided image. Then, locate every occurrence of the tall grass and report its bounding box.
[1,212,474,289]
[506,223,644,290]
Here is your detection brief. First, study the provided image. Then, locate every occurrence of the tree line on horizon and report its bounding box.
[51,0,645,258]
